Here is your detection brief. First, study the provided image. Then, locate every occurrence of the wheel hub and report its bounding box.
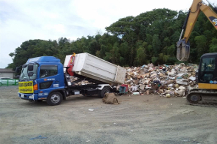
[191,95,200,102]
[51,94,60,104]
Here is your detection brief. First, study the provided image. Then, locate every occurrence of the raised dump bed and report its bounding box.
[64,53,126,84]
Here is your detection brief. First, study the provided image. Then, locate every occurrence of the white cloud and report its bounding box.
[44,24,66,33]
[0,0,216,68]
[53,24,65,33]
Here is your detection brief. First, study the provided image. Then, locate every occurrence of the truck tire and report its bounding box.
[99,87,110,98]
[46,92,63,106]
[0,82,2,86]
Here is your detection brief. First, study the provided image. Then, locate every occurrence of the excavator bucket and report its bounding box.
[176,39,190,61]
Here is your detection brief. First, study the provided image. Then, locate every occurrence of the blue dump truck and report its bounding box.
[17,53,126,106]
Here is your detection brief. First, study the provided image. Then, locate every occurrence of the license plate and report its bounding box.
[29,95,33,99]
[21,94,24,98]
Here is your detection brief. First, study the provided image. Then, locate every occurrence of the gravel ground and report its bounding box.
[0,86,217,144]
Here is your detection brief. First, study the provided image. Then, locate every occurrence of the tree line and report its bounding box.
[7,8,217,69]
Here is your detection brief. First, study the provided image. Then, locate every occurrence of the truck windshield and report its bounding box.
[19,63,38,81]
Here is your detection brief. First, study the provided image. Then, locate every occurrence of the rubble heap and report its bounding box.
[125,63,198,98]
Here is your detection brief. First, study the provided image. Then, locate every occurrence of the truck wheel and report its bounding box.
[47,92,63,106]
[187,94,201,104]
[99,87,110,98]
[0,82,2,86]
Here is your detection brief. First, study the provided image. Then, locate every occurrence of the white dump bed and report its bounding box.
[64,53,126,84]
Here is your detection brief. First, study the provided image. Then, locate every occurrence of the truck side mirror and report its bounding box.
[15,65,22,73]
[15,67,18,73]
[28,64,33,71]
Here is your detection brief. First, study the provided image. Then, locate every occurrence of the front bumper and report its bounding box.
[18,93,48,100]
[18,93,36,100]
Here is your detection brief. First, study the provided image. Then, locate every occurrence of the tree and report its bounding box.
[135,46,147,66]
[152,34,161,57]
[209,38,217,52]
[195,35,207,59]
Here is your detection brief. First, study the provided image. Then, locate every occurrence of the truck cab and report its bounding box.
[18,56,66,105]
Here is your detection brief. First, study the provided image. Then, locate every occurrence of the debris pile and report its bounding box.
[124,63,198,98]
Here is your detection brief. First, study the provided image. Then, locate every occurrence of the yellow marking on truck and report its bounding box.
[19,81,34,93]
[198,83,217,89]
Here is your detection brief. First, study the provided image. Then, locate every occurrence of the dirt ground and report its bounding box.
[0,86,217,144]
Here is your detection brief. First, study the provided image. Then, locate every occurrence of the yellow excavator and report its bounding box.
[177,0,217,103]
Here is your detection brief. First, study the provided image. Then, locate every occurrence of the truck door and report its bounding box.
[37,65,61,96]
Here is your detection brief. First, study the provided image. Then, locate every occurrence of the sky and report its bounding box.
[0,0,216,68]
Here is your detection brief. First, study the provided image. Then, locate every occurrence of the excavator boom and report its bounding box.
[177,0,217,61]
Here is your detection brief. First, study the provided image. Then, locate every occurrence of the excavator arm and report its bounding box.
[177,0,217,61]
